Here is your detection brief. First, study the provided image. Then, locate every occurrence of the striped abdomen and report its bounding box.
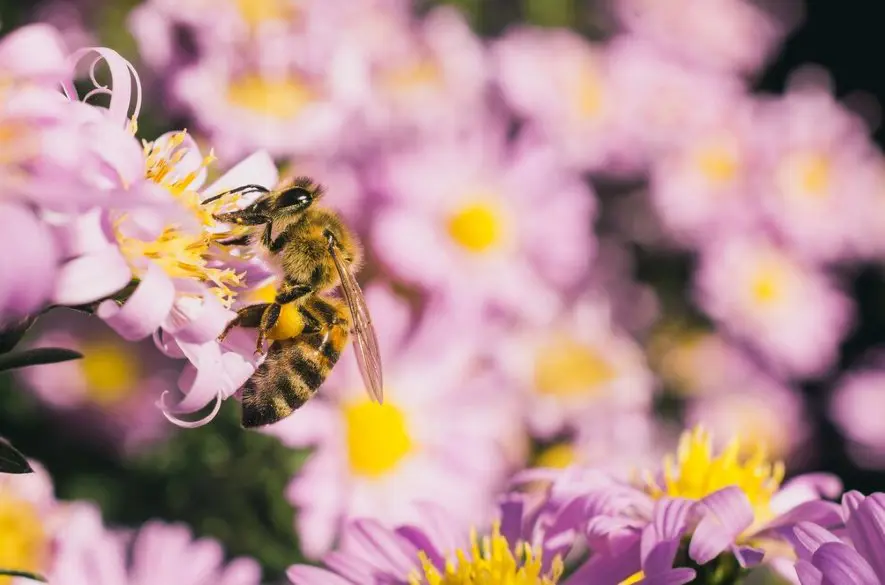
[241,296,349,428]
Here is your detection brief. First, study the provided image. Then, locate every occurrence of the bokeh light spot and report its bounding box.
[447,202,502,253]
[227,75,315,119]
[0,495,47,584]
[344,399,412,477]
[534,337,616,397]
[80,340,141,406]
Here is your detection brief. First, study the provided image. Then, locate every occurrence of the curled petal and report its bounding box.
[688,487,754,565]
[52,246,132,305]
[96,262,175,341]
[173,341,257,413]
[845,493,885,583]
[812,542,879,585]
[63,47,142,126]
[771,473,844,513]
[0,24,69,83]
[642,498,693,574]
[789,522,842,562]
[158,389,222,429]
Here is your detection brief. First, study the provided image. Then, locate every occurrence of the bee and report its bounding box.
[204,177,383,428]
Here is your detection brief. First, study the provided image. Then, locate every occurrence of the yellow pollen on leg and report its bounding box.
[0,493,47,585]
[408,522,563,585]
[226,75,316,119]
[447,201,504,254]
[344,399,413,477]
[245,283,306,341]
[79,341,141,407]
[533,336,617,398]
[644,426,785,525]
[116,131,245,306]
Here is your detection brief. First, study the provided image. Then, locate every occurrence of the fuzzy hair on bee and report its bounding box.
[206,176,383,428]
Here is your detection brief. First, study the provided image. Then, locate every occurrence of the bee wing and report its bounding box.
[328,241,384,405]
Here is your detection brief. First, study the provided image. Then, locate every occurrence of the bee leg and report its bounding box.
[202,184,270,205]
[255,303,282,355]
[218,303,269,342]
[216,233,252,246]
[213,209,269,226]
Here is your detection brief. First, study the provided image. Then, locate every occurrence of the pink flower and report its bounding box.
[54,518,262,585]
[260,286,521,558]
[15,308,176,453]
[830,366,885,470]
[612,0,800,76]
[752,75,883,263]
[372,126,595,324]
[694,235,854,379]
[496,293,656,440]
[492,26,638,174]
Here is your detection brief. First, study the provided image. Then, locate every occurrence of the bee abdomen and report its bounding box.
[240,309,348,428]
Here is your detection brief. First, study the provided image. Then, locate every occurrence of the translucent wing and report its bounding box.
[328,239,384,404]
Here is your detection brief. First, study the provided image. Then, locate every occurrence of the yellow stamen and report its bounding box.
[409,522,563,585]
[0,492,47,585]
[644,426,785,526]
[749,257,789,307]
[534,336,616,397]
[115,131,245,307]
[226,75,315,119]
[447,201,503,253]
[344,399,413,477]
[79,341,140,407]
[574,67,603,119]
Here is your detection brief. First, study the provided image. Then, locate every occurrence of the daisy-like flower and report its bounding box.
[372,125,595,324]
[789,492,885,585]
[496,293,655,440]
[261,285,522,558]
[0,460,108,584]
[14,308,176,453]
[53,514,262,585]
[752,73,884,263]
[521,426,844,582]
[50,47,285,426]
[287,497,574,585]
[694,235,854,379]
[611,0,800,76]
[646,88,763,246]
[345,5,489,148]
[492,27,638,175]
[830,366,885,469]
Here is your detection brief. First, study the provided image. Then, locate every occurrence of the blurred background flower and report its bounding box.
[1,0,885,582]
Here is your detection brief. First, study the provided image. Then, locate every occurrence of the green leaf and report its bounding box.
[0,569,47,582]
[0,316,36,354]
[0,438,33,474]
[0,348,84,372]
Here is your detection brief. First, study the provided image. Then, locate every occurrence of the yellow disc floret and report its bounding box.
[409,522,563,585]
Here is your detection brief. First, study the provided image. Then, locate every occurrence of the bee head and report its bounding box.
[273,177,325,216]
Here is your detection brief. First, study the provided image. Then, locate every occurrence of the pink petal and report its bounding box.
[46,209,115,260]
[0,24,69,83]
[201,150,279,201]
[52,246,132,305]
[163,292,233,344]
[96,262,175,341]
[689,487,754,565]
[286,566,353,585]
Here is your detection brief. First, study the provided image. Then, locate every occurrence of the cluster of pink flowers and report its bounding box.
[2,0,885,580]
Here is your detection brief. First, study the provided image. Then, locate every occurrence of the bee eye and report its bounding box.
[279,187,314,210]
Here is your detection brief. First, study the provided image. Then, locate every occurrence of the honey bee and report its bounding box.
[204,177,383,428]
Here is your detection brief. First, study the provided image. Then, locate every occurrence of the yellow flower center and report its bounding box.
[409,522,563,585]
[695,144,739,185]
[533,336,616,398]
[645,426,785,525]
[573,68,603,119]
[115,131,245,307]
[344,399,413,477]
[382,60,443,95]
[0,492,47,585]
[447,201,503,254]
[226,75,316,119]
[235,0,297,27]
[79,341,140,407]
[533,443,578,469]
[780,152,831,199]
[748,256,791,307]
[246,283,306,341]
